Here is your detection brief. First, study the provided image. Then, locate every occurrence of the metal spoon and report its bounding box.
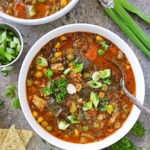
[105,57,150,115]
[99,0,114,8]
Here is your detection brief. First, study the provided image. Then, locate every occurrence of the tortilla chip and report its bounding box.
[17,129,33,146]
[0,129,33,147]
[0,125,26,150]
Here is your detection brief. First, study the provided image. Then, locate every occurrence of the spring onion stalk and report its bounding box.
[118,0,150,24]
[104,8,150,57]
[114,0,150,49]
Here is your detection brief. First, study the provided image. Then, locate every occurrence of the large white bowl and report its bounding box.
[18,24,145,150]
[0,0,78,25]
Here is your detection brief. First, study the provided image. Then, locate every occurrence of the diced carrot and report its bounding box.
[83,45,97,61]
[89,110,98,116]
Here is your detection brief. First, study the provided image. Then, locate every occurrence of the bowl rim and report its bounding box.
[0,22,24,68]
[18,23,145,150]
[0,0,79,25]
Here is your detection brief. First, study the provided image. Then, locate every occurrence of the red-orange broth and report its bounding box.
[26,32,136,144]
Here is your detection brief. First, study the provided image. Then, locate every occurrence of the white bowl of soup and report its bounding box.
[18,24,145,150]
[0,0,78,25]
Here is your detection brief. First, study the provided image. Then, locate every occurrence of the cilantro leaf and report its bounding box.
[111,136,136,150]
[42,86,52,97]
[130,120,146,138]
[99,41,109,50]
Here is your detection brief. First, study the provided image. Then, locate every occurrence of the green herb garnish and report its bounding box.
[48,78,69,103]
[87,81,102,88]
[42,86,52,97]
[58,121,70,130]
[45,69,53,79]
[36,56,48,67]
[83,101,92,111]
[85,73,92,78]
[68,113,80,124]
[130,120,146,138]
[83,126,88,131]
[5,90,15,98]
[103,78,111,85]
[100,69,111,79]
[99,41,109,50]
[72,61,84,73]
[90,92,99,108]
[64,68,71,75]
[1,66,13,77]
[12,98,21,109]
[8,85,16,90]
[111,136,136,150]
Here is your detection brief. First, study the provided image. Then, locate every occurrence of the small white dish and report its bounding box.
[0,0,79,25]
[18,24,145,150]
[0,22,23,68]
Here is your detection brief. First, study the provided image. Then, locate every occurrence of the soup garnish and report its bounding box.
[26,32,136,144]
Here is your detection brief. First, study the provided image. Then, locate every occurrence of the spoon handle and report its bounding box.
[121,79,150,116]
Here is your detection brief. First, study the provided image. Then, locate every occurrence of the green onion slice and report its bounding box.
[87,81,102,88]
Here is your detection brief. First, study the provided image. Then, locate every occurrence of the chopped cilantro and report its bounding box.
[42,86,52,97]
[83,126,88,131]
[12,98,21,109]
[49,78,69,103]
[68,113,80,124]
[99,41,109,50]
[78,126,82,130]
[111,136,136,150]
[103,78,111,85]
[130,120,146,138]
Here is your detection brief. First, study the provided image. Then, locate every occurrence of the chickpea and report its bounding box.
[60,35,67,40]
[37,117,43,123]
[50,57,56,64]
[67,54,74,61]
[35,71,43,78]
[46,126,53,132]
[36,65,43,70]
[94,123,100,128]
[41,121,48,127]
[96,35,103,41]
[114,122,121,129]
[74,129,79,137]
[54,52,62,58]
[33,111,38,118]
[54,42,61,49]
[27,79,33,86]
[68,48,74,54]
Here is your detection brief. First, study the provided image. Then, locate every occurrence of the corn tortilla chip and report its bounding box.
[0,125,26,150]
[0,128,33,147]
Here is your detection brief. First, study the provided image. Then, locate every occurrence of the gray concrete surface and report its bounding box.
[0,0,150,149]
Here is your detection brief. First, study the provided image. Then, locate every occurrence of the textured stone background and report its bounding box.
[0,0,150,149]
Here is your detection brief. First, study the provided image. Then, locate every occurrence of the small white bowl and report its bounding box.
[18,24,145,150]
[0,0,79,25]
[0,22,23,68]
